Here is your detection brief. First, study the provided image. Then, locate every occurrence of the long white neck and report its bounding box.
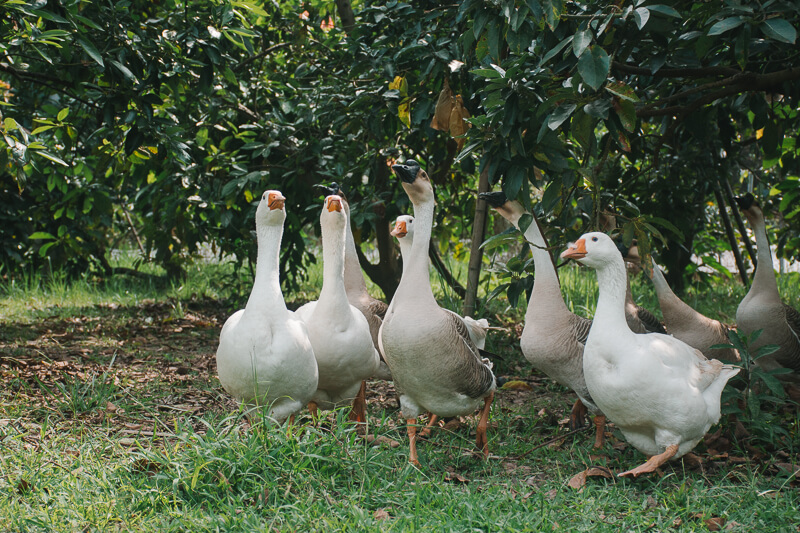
[342,202,369,301]
[592,256,635,338]
[246,223,288,317]
[317,217,350,312]
[396,198,436,303]
[751,210,780,300]
[398,237,412,276]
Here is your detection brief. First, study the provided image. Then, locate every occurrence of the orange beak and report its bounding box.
[268,192,286,210]
[561,238,587,260]
[327,197,343,212]
[391,220,408,238]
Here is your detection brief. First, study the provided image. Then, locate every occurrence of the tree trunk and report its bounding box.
[334,0,355,33]
[713,182,749,288]
[356,153,402,300]
[462,167,490,317]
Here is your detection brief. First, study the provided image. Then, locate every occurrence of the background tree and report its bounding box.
[2,0,798,300]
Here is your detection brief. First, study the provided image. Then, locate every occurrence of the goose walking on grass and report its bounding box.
[649,259,739,362]
[317,183,392,380]
[216,190,319,424]
[480,192,605,448]
[735,194,800,381]
[380,160,496,466]
[391,215,491,350]
[562,233,739,477]
[295,195,381,422]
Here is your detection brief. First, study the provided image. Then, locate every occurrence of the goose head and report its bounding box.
[392,159,433,204]
[479,190,525,224]
[734,193,762,225]
[321,194,346,229]
[390,215,414,239]
[256,190,287,226]
[316,182,348,202]
[561,232,622,269]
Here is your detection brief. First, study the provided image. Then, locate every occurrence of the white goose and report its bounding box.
[480,192,604,447]
[295,195,381,421]
[318,183,392,380]
[380,160,496,466]
[391,214,491,350]
[216,190,319,423]
[649,259,739,362]
[562,233,739,477]
[735,194,800,380]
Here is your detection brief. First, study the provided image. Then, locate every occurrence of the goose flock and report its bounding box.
[216,161,799,477]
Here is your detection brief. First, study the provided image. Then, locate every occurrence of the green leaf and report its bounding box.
[57,107,69,122]
[544,0,564,31]
[578,45,610,91]
[614,99,636,132]
[109,59,137,82]
[548,103,577,130]
[572,29,592,58]
[646,5,681,18]
[760,19,797,44]
[77,38,104,67]
[707,17,744,36]
[29,232,56,240]
[35,150,69,166]
[605,81,639,102]
[540,36,572,66]
[4,117,18,131]
[633,7,650,29]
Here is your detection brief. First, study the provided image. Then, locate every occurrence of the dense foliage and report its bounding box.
[1,0,798,295]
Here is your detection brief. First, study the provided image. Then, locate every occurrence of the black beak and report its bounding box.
[479,191,508,208]
[734,192,755,210]
[314,182,346,199]
[392,162,419,184]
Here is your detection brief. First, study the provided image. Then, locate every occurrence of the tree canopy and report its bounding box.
[2,0,798,296]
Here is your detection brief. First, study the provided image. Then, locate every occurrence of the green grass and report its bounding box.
[1,255,799,532]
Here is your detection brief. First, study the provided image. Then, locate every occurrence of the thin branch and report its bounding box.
[234,42,291,72]
[612,62,741,78]
[0,62,99,109]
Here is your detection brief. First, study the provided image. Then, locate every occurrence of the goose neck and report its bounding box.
[522,215,565,307]
[318,219,349,307]
[592,257,633,334]
[751,212,779,296]
[396,197,435,301]
[342,204,369,298]
[247,223,288,316]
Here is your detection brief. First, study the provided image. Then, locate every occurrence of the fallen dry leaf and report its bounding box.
[500,380,533,391]
[444,471,469,484]
[704,516,727,531]
[374,509,391,521]
[568,470,587,489]
[724,520,743,530]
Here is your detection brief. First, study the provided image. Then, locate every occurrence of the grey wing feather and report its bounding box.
[785,303,800,340]
[443,311,496,399]
[369,298,389,320]
[570,314,593,345]
[636,305,667,334]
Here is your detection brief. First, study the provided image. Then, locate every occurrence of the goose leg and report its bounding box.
[618,444,679,478]
[308,401,319,421]
[569,399,587,430]
[287,414,296,437]
[592,414,606,448]
[475,392,494,459]
[407,418,421,467]
[419,413,439,438]
[349,380,367,425]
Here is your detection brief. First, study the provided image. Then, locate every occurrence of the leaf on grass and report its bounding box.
[568,466,611,489]
[17,479,32,494]
[703,516,727,531]
[374,509,391,520]
[501,380,533,391]
[445,471,469,484]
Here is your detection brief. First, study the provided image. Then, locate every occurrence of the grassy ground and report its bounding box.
[0,256,798,532]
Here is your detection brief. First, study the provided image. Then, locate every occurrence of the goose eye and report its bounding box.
[592,237,598,242]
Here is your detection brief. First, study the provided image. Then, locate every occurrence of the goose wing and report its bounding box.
[785,303,800,340]
[369,298,389,320]
[443,310,496,399]
[636,305,667,334]
[779,303,800,371]
[570,314,593,345]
